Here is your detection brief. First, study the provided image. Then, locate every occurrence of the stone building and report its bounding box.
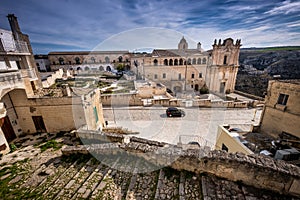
[260,80,300,138]
[0,14,105,155]
[34,54,50,72]
[48,51,131,72]
[132,37,241,95]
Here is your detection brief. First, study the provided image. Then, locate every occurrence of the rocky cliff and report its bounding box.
[235,47,300,97]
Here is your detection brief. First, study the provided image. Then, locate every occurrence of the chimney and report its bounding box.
[7,14,22,41]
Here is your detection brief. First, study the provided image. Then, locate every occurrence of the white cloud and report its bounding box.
[265,0,300,15]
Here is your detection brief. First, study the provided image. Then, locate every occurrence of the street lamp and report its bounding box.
[184,56,188,91]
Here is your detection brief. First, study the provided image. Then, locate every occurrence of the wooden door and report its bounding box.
[2,116,16,143]
[32,116,47,133]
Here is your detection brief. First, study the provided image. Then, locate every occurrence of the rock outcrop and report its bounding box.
[236,47,300,97]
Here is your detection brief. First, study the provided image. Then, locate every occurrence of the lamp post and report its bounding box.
[184,56,188,91]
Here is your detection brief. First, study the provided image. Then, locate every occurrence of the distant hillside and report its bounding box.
[235,47,300,97]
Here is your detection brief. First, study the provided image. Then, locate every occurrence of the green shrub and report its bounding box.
[9,144,17,152]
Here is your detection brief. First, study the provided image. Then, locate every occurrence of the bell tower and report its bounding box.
[207,38,242,94]
[178,37,188,51]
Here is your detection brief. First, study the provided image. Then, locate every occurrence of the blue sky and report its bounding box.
[0,0,299,54]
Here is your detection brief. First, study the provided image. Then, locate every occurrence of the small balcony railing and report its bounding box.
[1,39,29,53]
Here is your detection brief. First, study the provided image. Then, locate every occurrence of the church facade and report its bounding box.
[132,37,241,95]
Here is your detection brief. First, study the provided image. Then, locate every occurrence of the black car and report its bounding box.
[166,107,185,117]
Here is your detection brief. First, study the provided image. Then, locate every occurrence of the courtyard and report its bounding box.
[103,106,262,147]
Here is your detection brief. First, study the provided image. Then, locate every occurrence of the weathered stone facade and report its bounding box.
[260,80,300,138]
[48,51,131,72]
[132,37,241,95]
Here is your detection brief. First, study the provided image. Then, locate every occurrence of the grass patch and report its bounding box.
[39,140,62,152]
[9,144,17,152]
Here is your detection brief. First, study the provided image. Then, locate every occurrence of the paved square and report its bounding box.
[103,106,262,146]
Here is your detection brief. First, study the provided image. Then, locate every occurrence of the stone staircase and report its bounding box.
[6,152,203,199]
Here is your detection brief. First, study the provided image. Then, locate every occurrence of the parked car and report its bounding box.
[166,107,185,117]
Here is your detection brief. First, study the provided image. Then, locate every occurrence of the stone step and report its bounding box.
[21,156,61,192]
[54,158,96,199]
[90,156,135,199]
[71,159,111,199]
[28,157,75,195]
[154,167,180,199]
[89,158,120,199]
[125,164,159,200]
[42,155,90,198]
[180,171,202,199]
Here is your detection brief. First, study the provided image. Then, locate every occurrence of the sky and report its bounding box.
[0,0,299,54]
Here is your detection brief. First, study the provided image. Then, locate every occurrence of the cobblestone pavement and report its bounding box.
[103,106,262,145]
[0,133,298,199]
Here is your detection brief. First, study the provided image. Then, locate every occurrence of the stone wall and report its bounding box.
[260,80,300,138]
[62,131,300,197]
[101,94,249,108]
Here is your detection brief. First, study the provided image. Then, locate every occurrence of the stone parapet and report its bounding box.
[61,135,300,197]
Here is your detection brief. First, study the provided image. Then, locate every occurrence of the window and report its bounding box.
[277,94,289,105]
[58,57,64,65]
[202,58,206,64]
[191,73,194,79]
[163,73,166,79]
[169,59,173,66]
[179,58,183,65]
[174,59,178,65]
[164,59,168,65]
[75,57,81,64]
[93,107,99,123]
[197,58,201,64]
[199,73,202,78]
[105,56,110,63]
[188,58,191,65]
[154,74,158,79]
[153,59,158,66]
[178,73,181,80]
[223,55,227,65]
[91,57,96,63]
[222,144,228,152]
[192,58,196,65]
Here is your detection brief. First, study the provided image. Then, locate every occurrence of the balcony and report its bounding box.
[0,71,24,92]
[0,39,29,54]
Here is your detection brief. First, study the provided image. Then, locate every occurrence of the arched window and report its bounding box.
[197,58,201,64]
[174,59,178,65]
[118,56,123,62]
[99,66,104,71]
[192,58,196,65]
[58,57,65,65]
[105,56,110,64]
[153,59,158,66]
[84,66,90,71]
[223,55,227,64]
[164,59,168,65]
[202,58,207,64]
[75,57,81,64]
[169,59,173,66]
[188,58,191,65]
[91,57,96,63]
[179,58,183,65]
[77,67,82,71]
[106,66,111,71]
